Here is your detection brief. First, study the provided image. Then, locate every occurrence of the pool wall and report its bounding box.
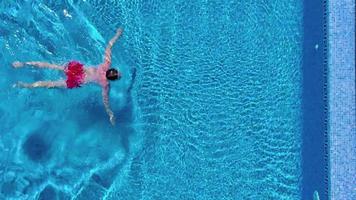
[329,0,356,200]
[301,0,329,199]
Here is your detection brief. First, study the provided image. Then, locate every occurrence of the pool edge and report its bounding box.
[328,0,356,199]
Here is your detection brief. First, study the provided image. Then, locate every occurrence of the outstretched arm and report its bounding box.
[103,28,123,66]
[12,61,64,70]
[102,85,115,125]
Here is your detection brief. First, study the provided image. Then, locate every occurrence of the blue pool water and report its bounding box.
[0,0,311,199]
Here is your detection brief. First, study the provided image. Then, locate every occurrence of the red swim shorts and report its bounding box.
[64,61,85,88]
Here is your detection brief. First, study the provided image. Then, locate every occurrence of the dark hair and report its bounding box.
[106,68,121,81]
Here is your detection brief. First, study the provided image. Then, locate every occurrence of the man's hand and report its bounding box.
[109,114,116,126]
[116,28,123,35]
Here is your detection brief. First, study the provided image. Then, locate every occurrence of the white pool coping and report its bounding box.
[329,0,355,199]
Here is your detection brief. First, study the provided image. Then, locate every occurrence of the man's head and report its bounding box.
[106,68,121,81]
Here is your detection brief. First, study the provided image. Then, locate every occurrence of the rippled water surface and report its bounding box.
[0,0,303,199]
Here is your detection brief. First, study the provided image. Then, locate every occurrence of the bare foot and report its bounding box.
[12,82,21,88]
[12,61,24,68]
[13,81,30,88]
